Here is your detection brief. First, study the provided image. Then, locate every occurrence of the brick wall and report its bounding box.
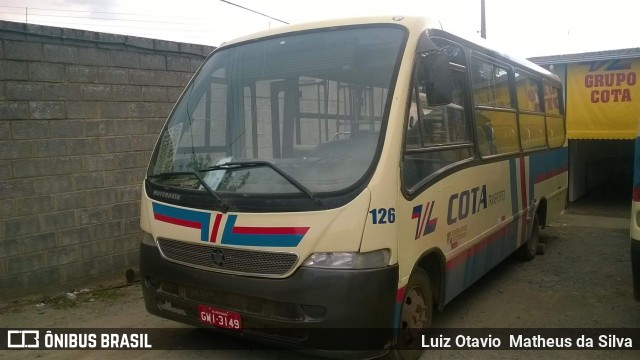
[0,20,215,300]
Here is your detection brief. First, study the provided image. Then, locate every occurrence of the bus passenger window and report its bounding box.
[544,84,566,148]
[471,57,518,156]
[475,112,496,155]
[515,72,546,151]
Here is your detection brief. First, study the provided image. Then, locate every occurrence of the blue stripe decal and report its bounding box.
[529,147,569,182]
[508,159,518,216]
[152,203,210,241]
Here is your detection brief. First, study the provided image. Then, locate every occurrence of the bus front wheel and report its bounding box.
[396,268,433,357]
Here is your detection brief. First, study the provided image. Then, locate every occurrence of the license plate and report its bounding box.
[198,304,242,330]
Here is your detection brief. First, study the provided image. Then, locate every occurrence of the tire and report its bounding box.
[518,215,540,261]
[393,268,433,360]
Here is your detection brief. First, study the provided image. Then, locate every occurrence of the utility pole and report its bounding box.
[480,0,486,39]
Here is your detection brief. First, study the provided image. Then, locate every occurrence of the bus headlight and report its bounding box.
[302,249,390,269]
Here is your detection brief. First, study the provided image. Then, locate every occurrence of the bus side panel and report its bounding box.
[443,158,533,303]
[444,215,522,303]
[630,136,640,301]
[397,159,531,305]
[399,148,568,305]
[529,147,569,225]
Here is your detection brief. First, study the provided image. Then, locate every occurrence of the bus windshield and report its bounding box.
[148,26,406,197]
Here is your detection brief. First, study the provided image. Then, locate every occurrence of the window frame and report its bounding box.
[470,52,520,158]
[543,81,566,148]
[401,37,475,193]
[514,69,547,151]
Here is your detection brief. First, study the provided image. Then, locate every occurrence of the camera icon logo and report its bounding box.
[7,330,40,348]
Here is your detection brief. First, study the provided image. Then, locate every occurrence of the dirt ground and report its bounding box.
[1,209,638,359]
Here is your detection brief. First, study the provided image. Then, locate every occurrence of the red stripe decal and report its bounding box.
[396,287,406,303]
[210,214,223,243]
[634,186,640,202]
[446,225,511,270]
[232,226,309,235]
[154,213,201,229]
[519,157,528,207]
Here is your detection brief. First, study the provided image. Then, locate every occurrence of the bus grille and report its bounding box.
[156,238,299,276]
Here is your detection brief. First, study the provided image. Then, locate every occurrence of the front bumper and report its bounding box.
[139,239,399,355]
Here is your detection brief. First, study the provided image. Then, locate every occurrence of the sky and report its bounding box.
[0,0,638,58]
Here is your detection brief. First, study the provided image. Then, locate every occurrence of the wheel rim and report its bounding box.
[403,286,427,328]
[400,285,428,346]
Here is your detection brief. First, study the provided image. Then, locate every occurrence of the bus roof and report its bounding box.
[438,29,559,81]
[220,16,442,47]
[219,15,559,83]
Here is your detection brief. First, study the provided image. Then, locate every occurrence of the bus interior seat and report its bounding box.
[522,127,546,149]
[476,122,496,156]
[493,127,519,153]
[309,130,379,160]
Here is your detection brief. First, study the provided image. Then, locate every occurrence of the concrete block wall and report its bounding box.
[0,20,215,300]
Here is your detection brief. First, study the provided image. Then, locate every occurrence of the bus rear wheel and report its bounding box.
[396,268,432,358]
[518,215,540,261]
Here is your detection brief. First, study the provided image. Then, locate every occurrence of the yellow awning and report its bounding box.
[566,60,640,140]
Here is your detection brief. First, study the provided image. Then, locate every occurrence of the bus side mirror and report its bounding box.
[420,52,453,106]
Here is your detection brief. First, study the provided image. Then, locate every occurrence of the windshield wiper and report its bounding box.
[148,171,230,213]
[201,161,323,206]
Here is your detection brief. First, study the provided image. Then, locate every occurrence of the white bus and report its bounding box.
[139,16,568,357]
